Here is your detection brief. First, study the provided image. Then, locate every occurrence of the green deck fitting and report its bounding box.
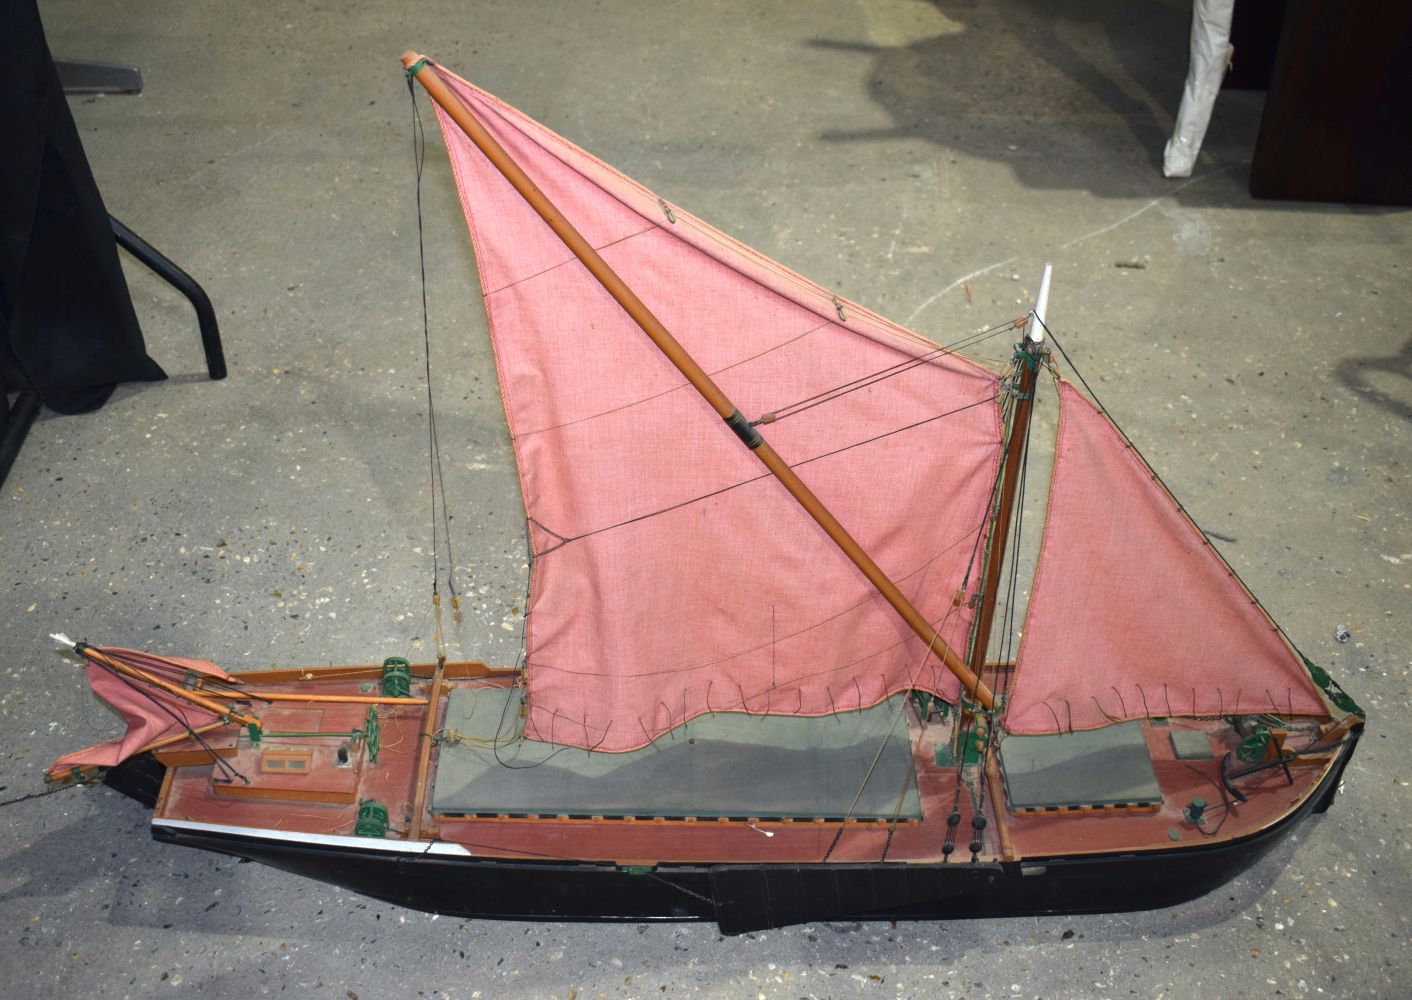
[381,657,412,699]
[354,799,389,838]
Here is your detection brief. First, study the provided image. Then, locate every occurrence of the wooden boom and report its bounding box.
[402,52,994,710]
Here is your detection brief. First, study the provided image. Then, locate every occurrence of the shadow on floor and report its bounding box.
[809,0,1263,202]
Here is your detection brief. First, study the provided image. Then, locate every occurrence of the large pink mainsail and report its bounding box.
[428,66,1005,751]
[1005,381,1326,734]
[48,648,233,774]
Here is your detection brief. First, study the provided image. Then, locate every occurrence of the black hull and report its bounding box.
[138,737,1355,934]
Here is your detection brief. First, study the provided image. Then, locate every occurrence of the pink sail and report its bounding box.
[48,649,233,774]
[428,66,1005,751]
[1005,382,1326,734]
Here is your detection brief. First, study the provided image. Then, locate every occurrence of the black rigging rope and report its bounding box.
[408,68,459,607]
[0,784,81,810]
[533,393,1000,557]
[996,375,1037,698]
[753,318,1019,427]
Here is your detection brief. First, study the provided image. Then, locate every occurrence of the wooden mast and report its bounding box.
[402,53,994,710]
[407,655,447,840]
[967,267,1051,688]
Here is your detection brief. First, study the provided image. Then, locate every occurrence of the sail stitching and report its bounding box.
[433,65,998,370]
[516,321,831,438]
[483,224,657,297]
[1006,331,1325,731]
[1038,317,1313,671]
[528,393,999,556]
[527,517,984,681]
[754,319,1018,427]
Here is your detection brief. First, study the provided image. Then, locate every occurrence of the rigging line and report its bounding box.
[668,213,942,353]
[880,744,920,863]
[1036,316,1311,664]
[882,581,973,861]
[756,320,1018,426]
[970,734,992,861]
[528,515,984,684]
[827,572,969,862]
[434,63,945,366]
[0,783,82,810]
[960,376,1019,661]
[409,66,458,602]
[518,322,830,438]
[491,684,612,767]
[820,705,903,862]
[996,379,1036,703]
[939,371,1019,859]
[532,392,1000,558]
[756,324,1007,424]
[483,224,657,298]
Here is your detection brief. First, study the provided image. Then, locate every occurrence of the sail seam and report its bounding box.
[515,322,830,438]
[529,393,999,555]
[527,517,985,681]
[431,65,999,375]
[482,224,658,297]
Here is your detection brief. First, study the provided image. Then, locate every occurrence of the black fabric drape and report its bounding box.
[0,0,165,414]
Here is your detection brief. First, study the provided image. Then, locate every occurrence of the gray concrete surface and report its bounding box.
[3,0,1408,996]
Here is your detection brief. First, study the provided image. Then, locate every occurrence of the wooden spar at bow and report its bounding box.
[201,690,428,706]
[402,53,995,710]
[67,641,262,730]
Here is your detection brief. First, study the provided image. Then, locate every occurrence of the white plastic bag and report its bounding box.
[1163,0,1236,178]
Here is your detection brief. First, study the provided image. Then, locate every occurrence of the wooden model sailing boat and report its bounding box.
[45,53,1363,933]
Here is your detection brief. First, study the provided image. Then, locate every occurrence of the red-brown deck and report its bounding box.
[152,665,1339,868]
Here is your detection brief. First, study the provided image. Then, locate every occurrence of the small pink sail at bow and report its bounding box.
[48,647,234,775]
[428,66,1005,751]
[1004,381,1327,734]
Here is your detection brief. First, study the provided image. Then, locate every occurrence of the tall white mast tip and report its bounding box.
[1028,264,1052,344]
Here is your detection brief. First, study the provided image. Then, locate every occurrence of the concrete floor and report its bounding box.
[3,0,1409,996]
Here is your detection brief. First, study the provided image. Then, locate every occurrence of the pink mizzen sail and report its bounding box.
[48,649,233,774]
[429,66,1004,751]
[1005,382,1326,734]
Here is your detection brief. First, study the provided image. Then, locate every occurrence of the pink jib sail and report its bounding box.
[1005,382,1326,734]
[429,66,1004,751]
[48,648,233,774]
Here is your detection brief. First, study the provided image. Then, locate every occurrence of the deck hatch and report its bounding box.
[1000,721,1162,811]
[430,686,922,821]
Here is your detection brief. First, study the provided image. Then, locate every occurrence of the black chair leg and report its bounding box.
[54,59,143,95]
[0,387,42,487]
[0,220,227,487]
[110,216,226,380]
